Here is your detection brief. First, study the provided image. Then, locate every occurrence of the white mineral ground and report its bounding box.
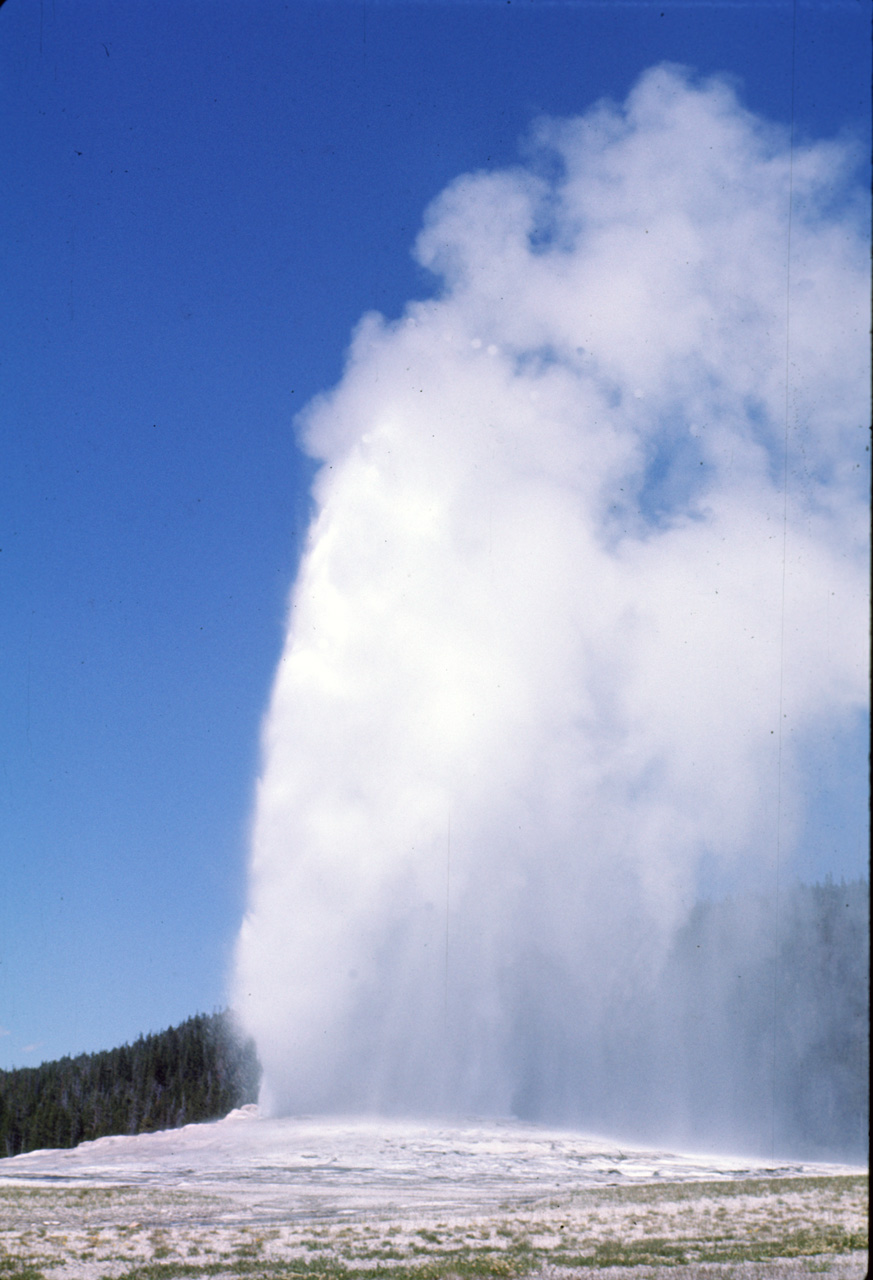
[0,1110,867,1279]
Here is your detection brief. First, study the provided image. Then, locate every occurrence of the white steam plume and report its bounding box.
[233,67,869,1137]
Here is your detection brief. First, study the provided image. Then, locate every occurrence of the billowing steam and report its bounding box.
[232,68,869,1149]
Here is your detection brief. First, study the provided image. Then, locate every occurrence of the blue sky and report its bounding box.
[1,0,869,1073]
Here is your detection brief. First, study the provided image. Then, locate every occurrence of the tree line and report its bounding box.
[506,875,867,1161]
[0,1010,261,1158]
[658,875,869,1159]
[1,879,866,1162]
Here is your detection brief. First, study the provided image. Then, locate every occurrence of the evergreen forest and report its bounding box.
[659,875,869,1160]
[0,1010,260,1158]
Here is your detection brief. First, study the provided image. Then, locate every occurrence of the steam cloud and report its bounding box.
[233,68,869,1146]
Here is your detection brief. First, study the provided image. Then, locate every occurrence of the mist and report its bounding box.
[232,67,869,1157]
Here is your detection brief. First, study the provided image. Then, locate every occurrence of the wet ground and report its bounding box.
[0,1113,867,1278]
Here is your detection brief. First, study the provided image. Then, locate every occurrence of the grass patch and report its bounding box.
[0,1261,45,1280]
[584,1172,868,1205]
[564,1237,690,1267]
[1,1233,869,1279]
[696,1225,869,1262]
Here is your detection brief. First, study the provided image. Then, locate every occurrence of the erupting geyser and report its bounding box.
[232,68,869,1152]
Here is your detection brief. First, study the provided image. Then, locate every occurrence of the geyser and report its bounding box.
[233,67,869,1153]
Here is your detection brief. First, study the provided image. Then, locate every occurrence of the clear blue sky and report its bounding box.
[1,0,869,1072]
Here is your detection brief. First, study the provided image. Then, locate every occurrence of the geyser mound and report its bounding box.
[232,67,869,1152]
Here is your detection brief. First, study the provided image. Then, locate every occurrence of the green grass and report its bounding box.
[0,1257,47,1280]
[582,1173,867,1204]
[79,1224,868,1280]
